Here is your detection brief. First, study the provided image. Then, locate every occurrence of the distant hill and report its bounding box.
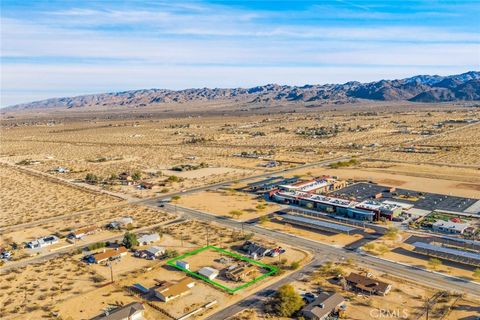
[6,71,480,111]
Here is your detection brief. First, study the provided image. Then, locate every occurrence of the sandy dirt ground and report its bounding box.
[259,221,365,247]
[0,255,98,319]
[176,190,281,221]
[364,233,478,280]
[55,285,164,320]
[288,164,480,198]
[0,165,120,227]
[54,222,308,320]
[1,108,479,319]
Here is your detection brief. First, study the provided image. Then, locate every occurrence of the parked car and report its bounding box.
[302,292,318,303]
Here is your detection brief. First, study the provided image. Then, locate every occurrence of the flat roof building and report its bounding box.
[432,220,470,234]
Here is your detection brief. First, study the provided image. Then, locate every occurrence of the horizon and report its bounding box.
[5,69,479,107]
[2,0,479,106]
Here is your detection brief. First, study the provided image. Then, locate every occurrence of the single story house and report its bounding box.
[198,267,219,280]
[139,182,156,190]
[91,301,145,320]
[302,292,346,320]
[90,247,128,264]
[242,241,271,259]
[345,273,392,296]
[154,277,195,302]
[137,233,160,245]
[68,225,98,239]
[145,246,165,258]
[225,264,257,282]
[107,217,134,229]
[27,235,59,249]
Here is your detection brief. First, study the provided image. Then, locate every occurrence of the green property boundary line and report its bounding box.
[166,245,278,294]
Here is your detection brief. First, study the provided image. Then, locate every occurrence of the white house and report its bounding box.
[198,267,219,280]
[176,260,189,270]
[92,301,145,320]
[137,233,160,245]
[27,235,59,249]
[145,246,165,258]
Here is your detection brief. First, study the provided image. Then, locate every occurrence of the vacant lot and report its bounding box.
[0,256,98,319]
[260,220,366,247]
[0,165,120,227]
[176,189,281,221]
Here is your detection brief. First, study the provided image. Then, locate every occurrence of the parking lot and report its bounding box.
[330,182,479,214]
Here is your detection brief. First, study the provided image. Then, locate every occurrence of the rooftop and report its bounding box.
[345,273,391,294]
[92,302,144,320]
[156,277,195,298]
[302,292,345,319]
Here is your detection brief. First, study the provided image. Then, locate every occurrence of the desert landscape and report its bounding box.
[1,1,480,317]
[1,102,479,320]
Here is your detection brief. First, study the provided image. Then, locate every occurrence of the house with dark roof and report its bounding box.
[301,292,346,320]
[91,302,144,320]
[241,241,271,259]
[345,273,392,296]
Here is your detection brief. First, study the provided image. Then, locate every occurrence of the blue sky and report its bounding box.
[1,0,479,106]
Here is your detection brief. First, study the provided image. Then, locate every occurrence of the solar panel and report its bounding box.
[280,214,357,233]
[440,236,480,247]
[412,242,480,261]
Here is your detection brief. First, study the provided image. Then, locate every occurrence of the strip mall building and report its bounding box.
[269,179,402,221]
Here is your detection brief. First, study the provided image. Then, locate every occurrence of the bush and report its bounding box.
[122,232,138,249]
[272,284,304,317]
[87,242,106,251]
[290,261,300,270]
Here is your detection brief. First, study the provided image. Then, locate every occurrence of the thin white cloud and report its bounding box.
[1,1,479,106]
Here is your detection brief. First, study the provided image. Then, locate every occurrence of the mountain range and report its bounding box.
[7,71,480,111]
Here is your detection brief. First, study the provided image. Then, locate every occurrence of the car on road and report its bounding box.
[258,289,276,297]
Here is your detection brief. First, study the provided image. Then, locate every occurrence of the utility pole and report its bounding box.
[205,225,210,246]
[110,263,114,283]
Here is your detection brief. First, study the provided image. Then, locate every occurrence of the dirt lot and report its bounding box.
[0,255,98,319]
[0,165,121,227]
[176,190,281,221]
[289,163,480,198]
[259,221,365,247]
[2,109,478,199]
[364,233,478,280]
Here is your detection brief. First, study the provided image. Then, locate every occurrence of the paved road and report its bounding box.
[154,203,480,298]
[0,218,185,272]
[0,155,351,235]
[137,155,352,204]
[206,258,322,320]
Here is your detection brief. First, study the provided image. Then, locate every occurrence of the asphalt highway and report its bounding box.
[154,203,480,298]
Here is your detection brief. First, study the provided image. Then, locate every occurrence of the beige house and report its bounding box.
[154,278,195,302]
